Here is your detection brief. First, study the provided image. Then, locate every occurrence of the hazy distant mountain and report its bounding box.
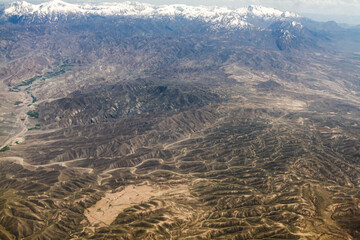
[2,0,358,54]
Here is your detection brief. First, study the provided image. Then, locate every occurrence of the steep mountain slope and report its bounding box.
[0,1,360,240]
[3,0,298,27]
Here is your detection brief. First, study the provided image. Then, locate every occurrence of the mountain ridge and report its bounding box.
[0,1,360,239]
[3,0,300,28]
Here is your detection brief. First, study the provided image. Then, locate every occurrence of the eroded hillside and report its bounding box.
[1,1,360,239]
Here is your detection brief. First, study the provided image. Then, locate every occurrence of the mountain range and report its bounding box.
[4,0,299,27]
[0,1,360,240]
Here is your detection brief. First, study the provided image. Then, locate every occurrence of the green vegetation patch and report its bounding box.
[28,123,41,130]
[9,88,20,92]
[31,94,37,103]
[26,110,39,119]
[43,68,66,79]
[0,146,10,152]
[17,76,42,88]
[14,101,23,106]
[12,63,72,90]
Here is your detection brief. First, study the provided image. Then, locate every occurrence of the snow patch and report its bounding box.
[4,0,301,29]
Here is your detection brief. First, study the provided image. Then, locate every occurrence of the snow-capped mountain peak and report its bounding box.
[3,0,301,29]
[6,0,78,15]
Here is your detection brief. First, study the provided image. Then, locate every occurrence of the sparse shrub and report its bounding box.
[0,146,10,152]
[31,94,37,103]
[27,110,39,118]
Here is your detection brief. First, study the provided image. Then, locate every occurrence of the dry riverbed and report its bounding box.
[84,183,190,227]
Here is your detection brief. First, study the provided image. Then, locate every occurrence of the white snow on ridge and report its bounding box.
[4,0,300,28]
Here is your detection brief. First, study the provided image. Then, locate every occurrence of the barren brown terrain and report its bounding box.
[0,1,360,239]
